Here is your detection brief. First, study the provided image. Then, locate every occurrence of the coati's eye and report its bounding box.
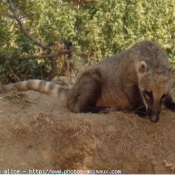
[144,90,152,98]
[161,94,167,101]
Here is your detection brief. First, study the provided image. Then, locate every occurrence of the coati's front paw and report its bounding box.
[99,107,113,114]
[135,106,148,117]
[164,96,175,111]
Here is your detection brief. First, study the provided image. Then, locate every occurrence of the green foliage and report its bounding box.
[0,0,175,82]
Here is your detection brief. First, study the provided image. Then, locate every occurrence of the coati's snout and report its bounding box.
[147,106,161,123]
[149,114,159,123]
[146,97,162,123]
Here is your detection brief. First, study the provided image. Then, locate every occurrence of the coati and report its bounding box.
[1,40,175,123]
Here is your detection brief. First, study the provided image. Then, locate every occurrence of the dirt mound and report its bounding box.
[0,91,175,174]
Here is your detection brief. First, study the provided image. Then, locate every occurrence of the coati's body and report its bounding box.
[1,40,175,122]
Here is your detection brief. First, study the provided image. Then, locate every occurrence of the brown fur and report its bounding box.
[1,40,175,122]
[66,40,175,122]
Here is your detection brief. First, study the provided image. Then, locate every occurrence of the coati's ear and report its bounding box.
[169,66,175,77]
[138,61,148,74]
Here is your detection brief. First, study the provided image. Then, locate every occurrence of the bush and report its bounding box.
[0,0,175,82]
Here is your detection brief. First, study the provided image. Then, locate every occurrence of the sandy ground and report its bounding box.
[0,90,175,174]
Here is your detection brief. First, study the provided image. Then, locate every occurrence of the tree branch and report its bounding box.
[8,0,47,49]
[19,48,75,60]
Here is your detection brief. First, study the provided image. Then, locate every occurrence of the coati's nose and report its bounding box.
[149,114,159,123]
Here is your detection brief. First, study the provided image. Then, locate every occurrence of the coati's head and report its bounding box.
[137,61,175,123]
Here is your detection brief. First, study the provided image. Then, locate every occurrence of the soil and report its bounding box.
[0,89,175,174]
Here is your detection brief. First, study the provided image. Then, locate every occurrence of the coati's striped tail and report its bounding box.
[0,80,70,101]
